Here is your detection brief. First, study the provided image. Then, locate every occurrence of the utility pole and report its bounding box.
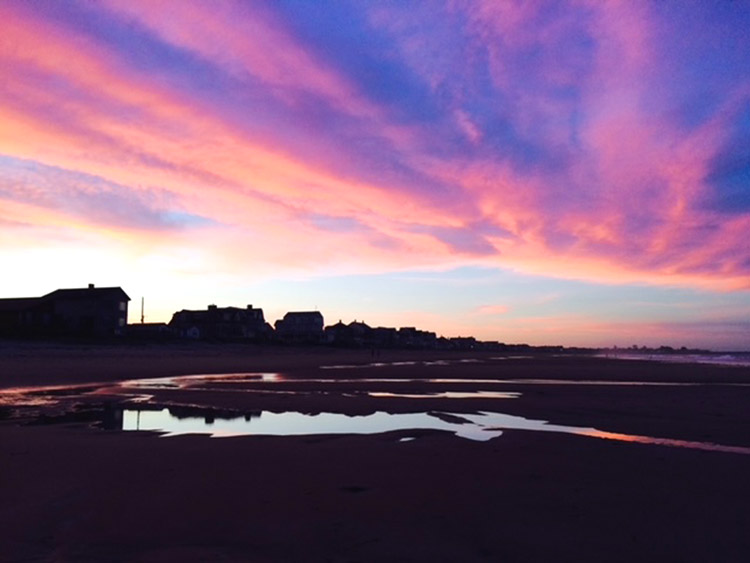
[141,297,145,324]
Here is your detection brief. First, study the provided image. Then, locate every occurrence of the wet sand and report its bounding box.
[2,343,750,562]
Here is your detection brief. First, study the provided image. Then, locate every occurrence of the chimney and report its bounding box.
[247,304,253,310]
[208,304,217,310]
[88,283,95,289]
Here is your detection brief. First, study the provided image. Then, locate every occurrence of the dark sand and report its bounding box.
[2,343,750,562]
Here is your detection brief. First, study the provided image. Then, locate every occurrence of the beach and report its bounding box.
[2,343,750,562]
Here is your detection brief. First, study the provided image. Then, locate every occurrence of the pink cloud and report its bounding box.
[475,305,510,316]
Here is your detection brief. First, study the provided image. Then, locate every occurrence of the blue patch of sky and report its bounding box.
[270,1,443,124]
[648,1,750,131]
[45,1,251,100]
[704,104,750,213]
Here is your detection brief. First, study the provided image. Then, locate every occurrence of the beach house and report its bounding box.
[0,284,130,337]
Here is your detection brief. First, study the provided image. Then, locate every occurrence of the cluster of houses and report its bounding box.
[0,284,549,352]
[135,301,480,349]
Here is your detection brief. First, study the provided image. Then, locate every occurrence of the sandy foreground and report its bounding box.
[2,342,750,562]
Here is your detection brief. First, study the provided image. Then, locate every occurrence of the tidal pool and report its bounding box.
[120,407,750,454]
[123,409,504,441]
[367,391,521,399]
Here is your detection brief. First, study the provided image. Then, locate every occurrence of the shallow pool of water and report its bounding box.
[122,408,503,441]
[120,407,750,454]
[367,391,521,399]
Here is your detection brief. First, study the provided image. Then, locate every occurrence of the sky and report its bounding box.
[1,0,749,350]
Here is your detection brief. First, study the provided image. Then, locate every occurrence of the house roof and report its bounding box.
[283,311,324,319]
[169,305,266,326]
[43,287,130,301]
[173,305,262,314]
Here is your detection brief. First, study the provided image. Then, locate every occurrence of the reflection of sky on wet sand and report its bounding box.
[123,409,503,441]
[368,391,520,399]
[122,372,281,390]
[122,408,750,454]
[573,429,750,455]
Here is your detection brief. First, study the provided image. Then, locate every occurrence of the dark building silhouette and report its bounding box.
[325,320,372,347]
[169,304,271,340]
[371,326,399,348]
[275,311,324,342]
[448,336,478,350]
[398,326,437,349]
[0,284,129,337]
[325,320,444,349]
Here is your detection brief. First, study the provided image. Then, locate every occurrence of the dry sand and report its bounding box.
[2,342,750,562]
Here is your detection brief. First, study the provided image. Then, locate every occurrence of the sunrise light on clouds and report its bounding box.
[1,0,749,349]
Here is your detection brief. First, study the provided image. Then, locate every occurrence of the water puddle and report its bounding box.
[368,391,520,399]
[320,358,484,370]
[122,408,502,441]
[123,372,281,390]
[118,407,750,454]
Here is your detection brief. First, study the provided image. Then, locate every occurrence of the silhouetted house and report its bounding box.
[325,320,372,347]
[371,326,399,348]
[436,336,451,350]
[325,320,349,345]
[398,327,437,349]
[448,336,478,350]
[275,311,324,343]
[0,284,129,338]
[168,305,270,341]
